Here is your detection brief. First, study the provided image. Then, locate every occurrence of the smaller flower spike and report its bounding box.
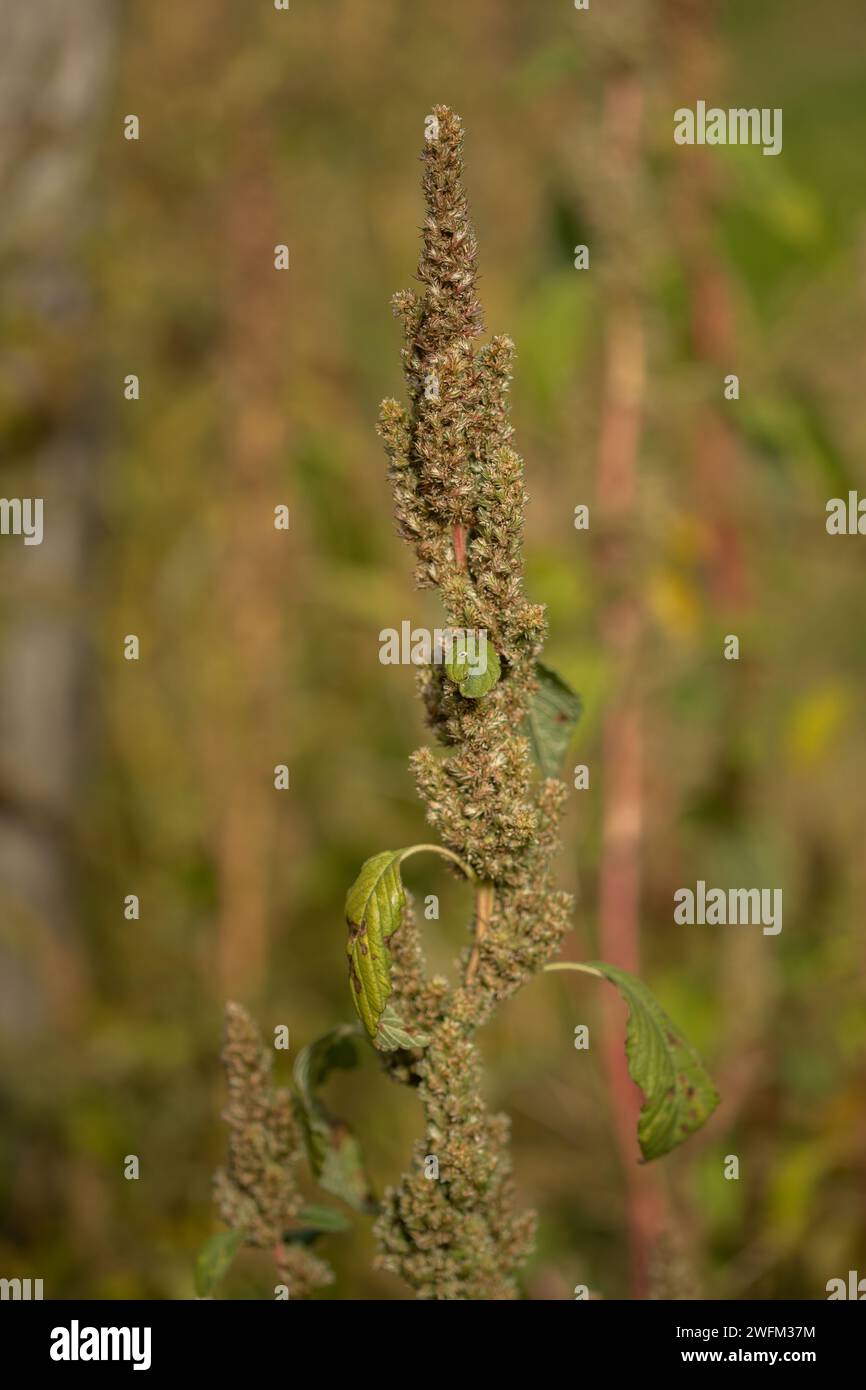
[213,1002,333,1297]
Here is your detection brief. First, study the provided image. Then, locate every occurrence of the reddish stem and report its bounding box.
[594,69,665,1300]
[453,524,467,569]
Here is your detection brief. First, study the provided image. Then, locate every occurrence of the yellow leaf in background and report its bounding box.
[648,570,702,640]
[785,686,849,765]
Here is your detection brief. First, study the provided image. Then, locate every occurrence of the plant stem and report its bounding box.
[466,880,495,984]
[543,961,602,979]
[452,523,467,569]
[399,843,476,880]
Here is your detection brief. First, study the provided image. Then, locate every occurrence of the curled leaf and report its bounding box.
[346,844,471,1046]
[346,850,406,1040]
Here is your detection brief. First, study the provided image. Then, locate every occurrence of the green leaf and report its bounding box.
[584,961,719,1161]
[293,1026,375,1213]
[445,638,501,697]
[294,1203,353,1234]
[195,1229,245,1298]
[374,1004,430,1052]
[523,662,582,778]
[294,1025,359,1097]
[345,844,470,1045]
[546,960,719,1160]
[345,850,406,1039]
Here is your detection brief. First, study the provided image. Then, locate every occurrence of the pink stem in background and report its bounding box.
[594,69,665,1300]
[668,0,748,611]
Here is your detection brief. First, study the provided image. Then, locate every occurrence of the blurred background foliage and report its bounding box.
[0,0,864,1299]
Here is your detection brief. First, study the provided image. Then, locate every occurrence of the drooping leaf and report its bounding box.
[195,1228,246,1298]
[523,662,582,778]
[293,1026,374,1212]
[294,1025,359,1098]
[345,850,406,1039]
[445,639,501,697]
[584,961,719,1161]
[316,1124,373,1209]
